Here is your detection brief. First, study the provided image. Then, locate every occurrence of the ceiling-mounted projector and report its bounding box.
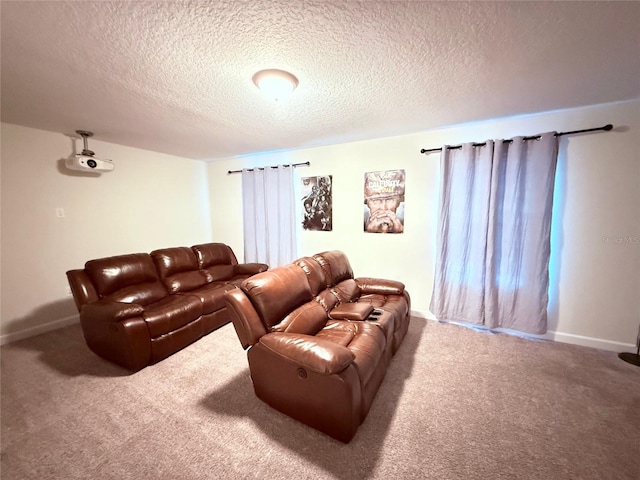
[65,130,115,173]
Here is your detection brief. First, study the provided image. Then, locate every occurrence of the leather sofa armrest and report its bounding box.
[80,301,145,323]
[355,277,405,296]
[259,333,355,375]
[234,263,269,275]
[66,269,99,310]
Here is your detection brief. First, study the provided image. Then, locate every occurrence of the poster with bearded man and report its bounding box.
[363,169,405,233]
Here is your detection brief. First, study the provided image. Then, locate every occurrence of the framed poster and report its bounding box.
[364,169,405,233]
[301,175,332,231]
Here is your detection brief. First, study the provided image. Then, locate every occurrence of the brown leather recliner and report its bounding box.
[67,243,267,371]
[224,250,410,442]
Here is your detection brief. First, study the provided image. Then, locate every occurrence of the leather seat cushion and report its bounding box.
[316,321,357,347]
[359,294,408,318]
[357,293,387,309]
[378,295,409,318]
[317,321,386,386]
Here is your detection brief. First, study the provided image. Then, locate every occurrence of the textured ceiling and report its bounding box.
[1,1,639,160]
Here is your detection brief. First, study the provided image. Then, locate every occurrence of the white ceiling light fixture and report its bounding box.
[252,69,299,102]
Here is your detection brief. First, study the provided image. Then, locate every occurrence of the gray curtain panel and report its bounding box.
[430,141,494,326]
[241,166,297,267]
[430,132,559,334]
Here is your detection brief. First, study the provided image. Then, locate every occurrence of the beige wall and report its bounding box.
[0,124,212,342]
[207,99,640,352]
[2,100,638,351]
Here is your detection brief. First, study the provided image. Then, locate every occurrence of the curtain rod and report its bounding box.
[419,124,613,154]
[227,161,310,174]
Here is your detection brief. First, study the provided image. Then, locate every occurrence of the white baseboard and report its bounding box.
[0,314,80,346]
[410,310,436,322]
[541,330,635,352]
[410,309,635,353]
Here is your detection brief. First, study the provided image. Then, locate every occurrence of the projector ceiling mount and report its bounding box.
[76,130,95,156]
[65,130,115,173]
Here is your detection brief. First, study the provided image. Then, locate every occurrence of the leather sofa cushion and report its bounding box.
[186,282,235,314]
[85,253,167,306]
[313,251,354,286]
[315,289,339,312]
[192,243,238,281]
[316,321,357,347]
[204,264,235,282]
[102,282,168,306]
[242,264,312,329]
[151,247,209,293]
[192,243,236,268]
[294,257,327,295]
[378,294,409,314]
[333,279,360,303]
[316,321,386,386]
[359,293,409,318]
[273,301,328,336]
[143,294,203,337]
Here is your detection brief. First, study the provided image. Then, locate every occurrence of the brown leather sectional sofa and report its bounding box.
[67,243,267,371]
[224,250,411,443]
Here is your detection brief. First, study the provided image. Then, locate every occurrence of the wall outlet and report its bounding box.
[56,207,65,218]
[65,286,73,296]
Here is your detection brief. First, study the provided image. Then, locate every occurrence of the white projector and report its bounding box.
[66,154,115,172]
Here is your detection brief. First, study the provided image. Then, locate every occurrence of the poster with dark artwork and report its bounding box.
[364,169,405,233]
[301,175,333,231]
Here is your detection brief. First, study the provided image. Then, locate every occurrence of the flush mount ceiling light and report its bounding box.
[252,69,299,102]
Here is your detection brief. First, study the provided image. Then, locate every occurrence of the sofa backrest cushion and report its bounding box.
[272,301,328,336]
[241,264,312,329]
[192,243,237,281]
[315,289,340,312]
[333,279,361,303]
[293,257,326,295]
[151,247,209,294]
[205,264,236,282]
[85,253,167,306]
[313,251,354,287]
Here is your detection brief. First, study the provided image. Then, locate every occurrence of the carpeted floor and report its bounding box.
[1,318,639,480]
